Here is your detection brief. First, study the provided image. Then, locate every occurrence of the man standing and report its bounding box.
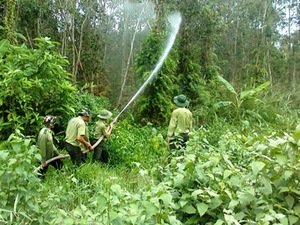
[167,94,193,150]
[65,108,92,165]
[37,115,65,178]
[92,109,115,163]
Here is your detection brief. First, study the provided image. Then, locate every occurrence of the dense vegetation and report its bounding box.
[1,0,300,224]
[1,107,300,224]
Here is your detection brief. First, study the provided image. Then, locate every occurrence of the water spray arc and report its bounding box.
[115,12,182,121]
[91,12,182,150]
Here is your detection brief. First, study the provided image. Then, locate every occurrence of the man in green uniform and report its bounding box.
[167,94,193,150]
[92,109,115,163]
[65,108,92,165]
[37,115,65,178]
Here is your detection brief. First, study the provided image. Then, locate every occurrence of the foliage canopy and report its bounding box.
[0,38,75,139]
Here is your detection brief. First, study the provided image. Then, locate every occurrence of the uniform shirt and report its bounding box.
[94,120,107,139]
[167,107,192,138]
[65,116,89,149]
[37,127,57,162]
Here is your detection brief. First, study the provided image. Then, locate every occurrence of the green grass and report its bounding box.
[43,159,151,194]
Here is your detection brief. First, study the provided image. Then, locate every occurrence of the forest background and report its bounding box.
[1,0,300,224]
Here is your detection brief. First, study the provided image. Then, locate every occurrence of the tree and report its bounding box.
[214,0,296,89]
[3,0,299,115]
[15,0,59,46]
[134,30,179,125]
[133,1,180,126]
[174,1,223,111]
[0,38,76,139]
[116,0,153,107]
[3,0,18,44]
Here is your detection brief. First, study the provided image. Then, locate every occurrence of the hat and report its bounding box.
[43,115,57,127]
[78,108,92,117]
[97,109,112,119]
[173,94,189,107]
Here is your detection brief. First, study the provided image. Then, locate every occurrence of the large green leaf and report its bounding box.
[210,198,223,209]
[228,199,239,209]
[0,151,9,160]
[292,124,300,144]
[288,215,299,225]
[214,101,232,109]
[285,195,295,209]
[159,193,173,207]
[223,170,233,179]
[250,161,265,175]
[142,201,158,217]
[217,75,237,95]
[240,81,270,100]
[196,202,208,216]
[238,190,255,206]
[259,176,272,195]
[182,204,196,214]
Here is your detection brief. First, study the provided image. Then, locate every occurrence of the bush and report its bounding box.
[107,118,169,168]
[0,131,45,224]
[0,38,75,140]
[149,125,300,224]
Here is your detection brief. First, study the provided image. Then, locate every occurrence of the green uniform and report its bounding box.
[167,107,192,138]
[37,127,57,162]
[94,120,107,139]
[37,126,63,178]
[65,116,89,150]
[92,120,109,163]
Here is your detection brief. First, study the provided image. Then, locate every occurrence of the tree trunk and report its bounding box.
[116,0,149,107]
[4,0,17,44]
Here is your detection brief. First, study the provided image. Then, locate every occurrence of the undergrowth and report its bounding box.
[1,104,300,224]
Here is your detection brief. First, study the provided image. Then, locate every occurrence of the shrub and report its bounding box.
[0,131,45,224]
[0,38,75,140]
[107,118,169,168]
[149,126,300,224]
